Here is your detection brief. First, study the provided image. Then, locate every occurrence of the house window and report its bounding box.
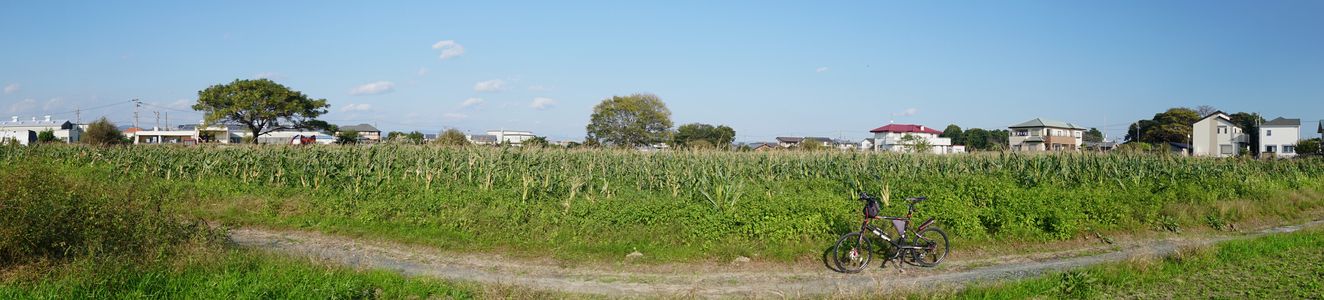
[1217,126,1227,134]
[1284,146,1295,153]
[1266,130,1272,136]
[1220,144,1233,154]
[1266,145,1277,153]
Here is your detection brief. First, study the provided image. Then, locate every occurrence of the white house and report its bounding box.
[0,116,82,143]
[1007,118,1086,152]
[487,130,536,146]
[868,124,956,154]
[131,127,198,144]
[1191,111,1247,157]
[1259,117,1301,158]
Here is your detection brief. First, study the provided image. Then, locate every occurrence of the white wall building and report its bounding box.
[0,116,82,143]
[487,130,536,146]
[868,124,956,154]
[1191,111,1247,157]
[1258,117,1301,158]
[0,130,36,145]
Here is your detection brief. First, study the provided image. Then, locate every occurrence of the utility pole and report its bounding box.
[75,106,81,124]
[154,111,161,130]
[133,99,141,129]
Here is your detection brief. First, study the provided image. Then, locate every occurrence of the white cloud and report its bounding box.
[530,97,557,110]
[473,79,506,92]
[7,98,37,113]
[816,67,829,73]
[341,103,373,112]
[349,81,395,95]
[892,108,919,117]
[3,83,19,94]
[460,97,485,108]
[417,67,430,76]
[432,40,465,60]
[42,98,65,111]
[443,112,468,120]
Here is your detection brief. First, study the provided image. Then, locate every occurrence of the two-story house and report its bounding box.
[1259,117,1301,158]
[868,124,955,154]
[336,124,382,143]
[1191,111,1247,157]
[1007,118,1085,152]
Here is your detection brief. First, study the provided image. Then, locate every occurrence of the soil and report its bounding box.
[226,219,1324,298]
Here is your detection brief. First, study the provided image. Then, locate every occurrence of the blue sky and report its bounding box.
[2,1,1322,142]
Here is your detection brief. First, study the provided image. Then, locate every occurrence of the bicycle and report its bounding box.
[832,192,949,273]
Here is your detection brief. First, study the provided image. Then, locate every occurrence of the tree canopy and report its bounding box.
[673,123,736,149]
[585,93,673,147]
[436,128,470,146]
[940,124,964,145]
[193,79,332,144]
[1084,128,1104,143]
[1126,107,1201,144]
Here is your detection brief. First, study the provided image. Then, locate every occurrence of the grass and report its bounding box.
[0,158,562,299]
[927,228,1324,299]
[5,144,1324,264]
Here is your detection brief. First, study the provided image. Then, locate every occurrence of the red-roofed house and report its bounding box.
[868,123,958,154]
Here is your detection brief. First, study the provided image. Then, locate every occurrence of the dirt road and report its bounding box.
[227,219,1323,298]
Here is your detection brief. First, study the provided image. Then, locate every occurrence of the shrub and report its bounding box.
[81,117,124,145]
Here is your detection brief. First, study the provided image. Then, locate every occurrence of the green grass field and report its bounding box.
[0,158,551,299]
[4,144,1324,263]
[933,227,1324,299]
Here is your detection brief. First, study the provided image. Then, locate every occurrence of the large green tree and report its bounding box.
[940,124,964,145]
[963,128,989,150]
[193,79,332,144]
[585,93,673,147]
[1084,128,1104,143]
[1228,112,1264,155]
[1126,107,1200,144]
[673,123,736,149]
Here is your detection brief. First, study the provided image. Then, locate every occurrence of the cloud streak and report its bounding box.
[460,97,484,108]
[892,108,918,117]
[3,83,19,94]
[473,79,505,92]
[530,97,556,110]
[432,40,465,60]
[341,103,373,112]
[816,67,829,73]
[350,81,395,95]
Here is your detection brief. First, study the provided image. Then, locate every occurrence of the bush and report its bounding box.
[81,117,124,145]
[0,160,217,267]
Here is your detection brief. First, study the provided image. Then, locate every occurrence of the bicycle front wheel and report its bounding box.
[910,227,949,267]
[832,232,872,273]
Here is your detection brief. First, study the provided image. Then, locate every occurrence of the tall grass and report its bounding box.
[0,158,476,298]
[4,144,1323,261]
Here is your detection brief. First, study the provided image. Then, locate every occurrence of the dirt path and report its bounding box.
[227,219,1324,298]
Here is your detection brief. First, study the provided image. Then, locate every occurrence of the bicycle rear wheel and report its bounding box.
[910,227,949,267]
[832,232,872,273]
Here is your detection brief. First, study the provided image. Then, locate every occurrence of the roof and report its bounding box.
[776,137,803,143]
[869,124,943,135]
[1193,111,1236,126]
[338,123,380,132]
[1008,118,1087,130]
[0,118,75,129]
[1261,117,1300,127]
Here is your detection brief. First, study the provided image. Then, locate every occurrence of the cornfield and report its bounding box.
[4,144,1322,260]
